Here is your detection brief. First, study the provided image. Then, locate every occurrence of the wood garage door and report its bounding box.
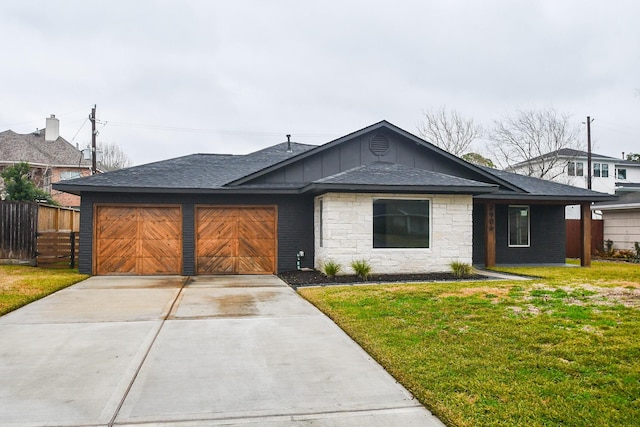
[95,205,182,275]
[196,206,276,274]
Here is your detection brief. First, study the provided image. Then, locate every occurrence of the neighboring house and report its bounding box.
[592,193,640,251]
[0,115,93,207]
[507,148,640,194]
[54,121,613,276]
[508,148,640,218]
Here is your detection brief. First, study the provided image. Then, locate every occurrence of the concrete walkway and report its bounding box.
[0,275,444,426]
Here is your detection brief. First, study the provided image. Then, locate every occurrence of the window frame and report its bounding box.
[617,168,627,180]
[593,163,601,178]
[567,161,584,177]
[372,197,431,249]
[601,163,609,178]
[59,171,82,181]
[508,205,530,248]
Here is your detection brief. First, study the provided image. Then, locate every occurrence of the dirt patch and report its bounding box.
[279,270,487,289]
[522,284,640,308]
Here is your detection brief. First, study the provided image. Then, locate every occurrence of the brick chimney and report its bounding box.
[45,114,59,141]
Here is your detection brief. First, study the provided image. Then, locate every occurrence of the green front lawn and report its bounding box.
[0,265,89,316]
[299,261,640,426]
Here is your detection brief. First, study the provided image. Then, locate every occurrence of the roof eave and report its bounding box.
[302,183,498,195]
[592,203,640,211]
[474,193,618,202]
[52,184,306,196]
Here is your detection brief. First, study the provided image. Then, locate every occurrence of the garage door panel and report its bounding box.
[197,239,234,257]
[140,222,181,240]
[196,206,276,274]
[239,257,273,274]
[97,256,136,275]
[140,238,181,258]
[96,206,182,275]
[198,220,236,240]
[98,219,137,240]
[238,221,275,239]
[140,207,182,222]
[241,207,273,221]
[140,256,181,275]
[239,239,275,258]
[97,206,137,222]
[197,256,235,274]
[99,238,137,258]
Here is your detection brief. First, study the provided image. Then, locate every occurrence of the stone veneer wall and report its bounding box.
[314,192,473,274]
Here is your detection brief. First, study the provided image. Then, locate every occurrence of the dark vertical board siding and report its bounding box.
[473,202,566,265]
[0,201,37,260]
[81,192,315,275]
[182,203,195,275]
[79,195,95,274]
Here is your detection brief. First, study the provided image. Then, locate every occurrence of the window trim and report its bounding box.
[508,205,530,248]
[372,197,431,250]
[567,161,584,177]
[617,168,627,180]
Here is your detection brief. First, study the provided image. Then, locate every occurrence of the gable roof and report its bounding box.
[0,129,91,168]
[228,120,520,191]
[53,120,614,202]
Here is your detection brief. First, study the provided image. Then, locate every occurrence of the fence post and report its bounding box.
[70,232,76,268]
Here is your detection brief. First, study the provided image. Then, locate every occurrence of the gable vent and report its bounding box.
[369,134,390,156]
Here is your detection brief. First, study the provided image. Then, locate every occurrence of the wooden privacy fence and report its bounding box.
[566,219,603,258]
[36,232,79,268]
[37,205,80,268]
[0,201,37,260]
[0,202,80,267]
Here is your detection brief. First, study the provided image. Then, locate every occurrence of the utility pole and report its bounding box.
[586,116,592,190]
[90,105,97,175]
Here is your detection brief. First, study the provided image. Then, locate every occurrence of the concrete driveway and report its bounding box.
[0,275,444,426]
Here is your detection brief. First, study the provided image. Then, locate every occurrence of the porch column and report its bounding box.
[580,202,591,267]
[484,202,496,267]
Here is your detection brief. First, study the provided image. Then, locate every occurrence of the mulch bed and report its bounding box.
[279,269,487,289]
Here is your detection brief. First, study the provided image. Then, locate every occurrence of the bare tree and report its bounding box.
[417,107,483,157]
[488,107,582,179]
[98,142,131,170]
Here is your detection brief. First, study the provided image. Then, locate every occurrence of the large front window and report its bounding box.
[508,205,530,247]
[373,199,430,248]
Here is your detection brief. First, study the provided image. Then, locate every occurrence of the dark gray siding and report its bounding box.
[79,193,314,275]
[250,129,497,185]
[473,203,566,265]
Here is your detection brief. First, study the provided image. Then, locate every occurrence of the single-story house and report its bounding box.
[593,193,640,251]
[54,121,614,276]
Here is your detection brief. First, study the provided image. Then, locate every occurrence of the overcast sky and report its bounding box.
[1,0,638,165]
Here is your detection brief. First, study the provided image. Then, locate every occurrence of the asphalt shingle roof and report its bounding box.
[0,130,91,167]
[314,162,495,188]
[57,141,316,190]
[53,120,614,202]
[477,166,612,198]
